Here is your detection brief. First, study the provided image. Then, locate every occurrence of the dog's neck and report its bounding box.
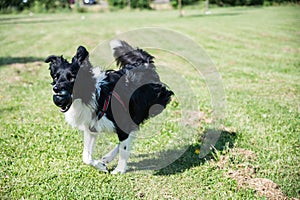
[64,67,114,133]
[72,64,97,106]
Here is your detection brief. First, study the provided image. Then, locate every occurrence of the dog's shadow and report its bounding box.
[127,129,237,175]
[0,56,44,67]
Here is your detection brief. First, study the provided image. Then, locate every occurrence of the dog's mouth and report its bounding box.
[59,105,70,113]
[53,90,72,113]
[52,90,71,96]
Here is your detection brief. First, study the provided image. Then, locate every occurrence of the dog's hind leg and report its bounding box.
[111,134,132,174]
[101,144,120,164]
[82,129,108,172]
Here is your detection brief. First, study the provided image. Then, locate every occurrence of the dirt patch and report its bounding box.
[215,148,292,200]
[182,110,212,127]
[248,178,289,200]
[282,47,300,54]
[11,61,42,72]
[5,61,43,84]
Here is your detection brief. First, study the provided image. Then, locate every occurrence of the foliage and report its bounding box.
[0,0,71,13]
[209,0,264,6]
[0,0,32,13]
[171,0,298,7]
[1,0,298,13]
[264,0,300,5]
[107,0,128,9]
[130,0,151,9]
[210,0,299,6]
[107,0,151,9]
[171,0,200,8]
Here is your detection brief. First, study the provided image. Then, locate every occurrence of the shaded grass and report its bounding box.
[0,6,299,199]
[0,56,44,66]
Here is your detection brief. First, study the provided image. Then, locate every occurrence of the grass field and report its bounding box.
[0,6,299,199]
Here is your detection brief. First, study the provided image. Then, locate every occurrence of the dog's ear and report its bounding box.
[45,55,65,71]
[45,55,65,66]
[72,46,89,66]
[45,55,59,64]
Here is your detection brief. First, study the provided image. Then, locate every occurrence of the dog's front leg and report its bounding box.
[101,144,120,164]
[82,129,108,172]
[111,135,132,174]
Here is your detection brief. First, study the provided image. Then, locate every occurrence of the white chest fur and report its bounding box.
[64,68,115,133]
[64,99,115,133]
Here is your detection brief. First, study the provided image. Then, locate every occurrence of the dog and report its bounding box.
[45,40,174,174]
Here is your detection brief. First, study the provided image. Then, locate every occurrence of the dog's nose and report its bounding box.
[53,86,60,93]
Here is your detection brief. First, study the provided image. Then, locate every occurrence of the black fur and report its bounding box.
[46,41,173,142]
[112,41,154,68]
[45,46,96,112]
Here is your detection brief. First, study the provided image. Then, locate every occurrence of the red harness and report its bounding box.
[112,91,127,109]
[96,91,127,120]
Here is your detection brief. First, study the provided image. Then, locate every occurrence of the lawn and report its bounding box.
[0,5,299,199]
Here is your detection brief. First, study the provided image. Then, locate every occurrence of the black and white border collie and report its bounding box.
[45,40,173,174]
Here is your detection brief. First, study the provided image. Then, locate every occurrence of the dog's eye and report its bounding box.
[70,77,75,82]
[67,74,76,82]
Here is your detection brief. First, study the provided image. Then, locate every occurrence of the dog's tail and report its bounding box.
[110,40,154,68]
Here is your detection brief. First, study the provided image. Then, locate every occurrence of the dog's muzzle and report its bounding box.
[53,90,72,113]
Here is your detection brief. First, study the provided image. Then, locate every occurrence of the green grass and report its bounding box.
[1,6,299,199]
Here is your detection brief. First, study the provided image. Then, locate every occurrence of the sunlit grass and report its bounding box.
[0,6,299,199]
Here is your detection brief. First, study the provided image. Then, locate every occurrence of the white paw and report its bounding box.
[101,155,115,164]
[83,158,92,165]
[111,168,126,175]
[101,145,119,164]
[92,160,108,173]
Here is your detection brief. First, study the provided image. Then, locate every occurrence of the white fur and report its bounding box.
[111,135,132,174]
[101,144,120,164]
[92,66,102,78]
[82,129,107,172]
[64,69,115,133]
[82,129,96,165]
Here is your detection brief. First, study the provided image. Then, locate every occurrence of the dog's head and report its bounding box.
[45,46,89,112]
